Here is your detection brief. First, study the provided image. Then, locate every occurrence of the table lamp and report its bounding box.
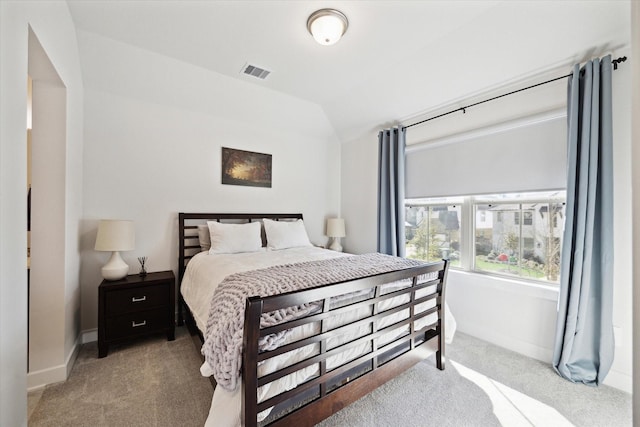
[326,218,346,252]
[95,219,135,280]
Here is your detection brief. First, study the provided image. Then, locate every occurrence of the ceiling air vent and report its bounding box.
[241,63,271,80]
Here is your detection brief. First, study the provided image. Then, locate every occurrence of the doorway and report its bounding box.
[27,27,68,384]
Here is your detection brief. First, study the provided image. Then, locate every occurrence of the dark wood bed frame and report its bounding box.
[178,212,449,427]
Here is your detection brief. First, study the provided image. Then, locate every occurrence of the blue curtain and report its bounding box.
[377,127,406,257]
[552,55,614,386]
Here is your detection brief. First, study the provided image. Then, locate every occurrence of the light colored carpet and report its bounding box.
[29,328,631,426]
[28,327,212,426]
[319,333,631,427]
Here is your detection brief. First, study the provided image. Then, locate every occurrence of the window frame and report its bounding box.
[405,190,566,286]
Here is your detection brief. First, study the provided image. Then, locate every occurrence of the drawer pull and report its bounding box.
[132,296,147,302]
[132,320,147,328]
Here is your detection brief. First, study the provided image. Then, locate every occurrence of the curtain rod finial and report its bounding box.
[612,56,627,70]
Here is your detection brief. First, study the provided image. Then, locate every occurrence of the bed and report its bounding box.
[178,213,453,427]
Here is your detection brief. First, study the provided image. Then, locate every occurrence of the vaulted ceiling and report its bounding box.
[67,1,631,143]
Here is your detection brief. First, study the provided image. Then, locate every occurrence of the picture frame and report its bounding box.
[221,147,272,188]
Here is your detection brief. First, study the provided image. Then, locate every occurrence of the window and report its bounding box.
[406,191,565,285]
[514,210,533,225]
[405,198,462,268]
[474,201,564,283]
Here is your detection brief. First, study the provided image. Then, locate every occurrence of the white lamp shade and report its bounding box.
[307,9,348,46]
[95,220,135,251]
[326,218,346,238]
[95,220,134,281]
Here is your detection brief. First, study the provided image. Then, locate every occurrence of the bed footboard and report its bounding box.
[242,260,449,427]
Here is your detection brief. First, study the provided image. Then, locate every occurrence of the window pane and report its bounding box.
[475,203,523,279]
[474,201,564,284]
[405,204,461,267]
[531,202,564,282]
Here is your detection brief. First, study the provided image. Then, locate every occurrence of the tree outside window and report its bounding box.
[406,192,564,285]
[405,204,460,267]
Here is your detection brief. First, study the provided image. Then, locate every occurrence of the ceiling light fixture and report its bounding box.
[307,8,348,46]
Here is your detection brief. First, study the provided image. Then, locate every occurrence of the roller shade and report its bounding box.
[406,116,566,198]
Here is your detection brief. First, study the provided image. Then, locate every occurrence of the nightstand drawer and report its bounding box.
[105,308,169,340]
[105,284,169,316]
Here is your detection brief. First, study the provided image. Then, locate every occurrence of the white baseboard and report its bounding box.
[458,325,632,394]
[457,324,553,364]
[27,334,81,391]
[27,365,65,391]
[81,328,97,344]
[603,368,632,394]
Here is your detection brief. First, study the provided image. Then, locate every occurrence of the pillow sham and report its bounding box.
[207,221,262,254]
[198,225,211,251]
[263,218,312,250]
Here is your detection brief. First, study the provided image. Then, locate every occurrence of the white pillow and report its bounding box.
[197,225,211,251]
[263,218,312,250]
[207,221,262,254]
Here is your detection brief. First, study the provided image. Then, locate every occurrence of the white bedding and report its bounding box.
[181,247,456,427]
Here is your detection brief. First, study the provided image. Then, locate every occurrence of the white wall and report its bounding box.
[29,78,67,374]
[608,50,633,393]
[77,31,341,333]
[341,52,633,392]
[0,0,84,424]
[631,2,639,422]
[341,130,380,255]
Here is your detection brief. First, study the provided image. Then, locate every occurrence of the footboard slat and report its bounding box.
[241,297,262,427]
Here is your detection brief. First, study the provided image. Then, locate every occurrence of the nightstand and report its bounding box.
[98,270,175,358]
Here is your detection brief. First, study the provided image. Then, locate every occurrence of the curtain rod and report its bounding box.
[404,56,628,130]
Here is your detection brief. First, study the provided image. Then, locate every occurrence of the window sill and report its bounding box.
[448,269,560,302]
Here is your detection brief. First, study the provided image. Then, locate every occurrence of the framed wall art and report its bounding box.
[221,147,272,188]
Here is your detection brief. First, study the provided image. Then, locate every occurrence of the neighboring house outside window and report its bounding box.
[405,191,565,285]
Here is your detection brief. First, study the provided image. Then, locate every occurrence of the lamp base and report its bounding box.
[101,251,129,281]
[329,237,343,252]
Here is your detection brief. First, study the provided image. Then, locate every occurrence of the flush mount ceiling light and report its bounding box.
[307,8,348,46]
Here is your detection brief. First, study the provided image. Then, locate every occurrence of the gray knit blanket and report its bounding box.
[201,252,426,391]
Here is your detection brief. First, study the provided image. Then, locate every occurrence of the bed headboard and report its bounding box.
[178,212,303,283]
